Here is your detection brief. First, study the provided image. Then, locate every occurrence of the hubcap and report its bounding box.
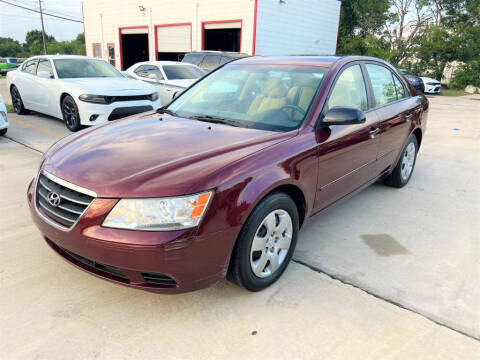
[250,209,293,278]
[401,142,416,181]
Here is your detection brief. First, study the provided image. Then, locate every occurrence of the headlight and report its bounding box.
[79,94,108,104]
[102,191,213,231]
[150,92,159,101]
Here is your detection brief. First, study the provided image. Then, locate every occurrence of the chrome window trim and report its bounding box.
[34,170,97,232]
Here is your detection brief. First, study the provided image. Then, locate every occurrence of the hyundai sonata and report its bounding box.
[28,56,428,293]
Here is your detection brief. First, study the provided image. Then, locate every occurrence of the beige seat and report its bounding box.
[287,74,317,112]
[247,77,289,116]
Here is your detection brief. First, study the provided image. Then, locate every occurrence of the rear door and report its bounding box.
[314,63,381,211]
[364,63,417,173]
[15,58,38,109]
[34,58,56,114]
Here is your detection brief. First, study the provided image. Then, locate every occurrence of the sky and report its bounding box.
[0,0,83,43]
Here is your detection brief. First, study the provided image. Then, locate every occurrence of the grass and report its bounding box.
[436,88,469,97]
[0,75,5,79]
[5,103,14,113]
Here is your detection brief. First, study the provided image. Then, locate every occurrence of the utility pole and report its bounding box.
[38,0,47,54]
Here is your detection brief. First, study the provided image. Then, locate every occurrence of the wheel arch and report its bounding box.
[412,127,423,149]
[59,92,72,109]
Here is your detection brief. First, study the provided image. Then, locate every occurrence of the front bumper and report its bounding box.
[424,84,441,94]
[78,98,161,126]
[27,178,239,294]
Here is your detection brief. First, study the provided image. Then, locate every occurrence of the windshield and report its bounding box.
[163,65,204,80]
[53,59,123,79]
[167,64,326,132]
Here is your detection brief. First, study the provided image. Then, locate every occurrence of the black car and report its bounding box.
[182,51,248,73]
[399,69,425,93]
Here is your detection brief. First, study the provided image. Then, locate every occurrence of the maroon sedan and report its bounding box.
[28,56,428,293]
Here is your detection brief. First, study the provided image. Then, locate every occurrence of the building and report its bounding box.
[82,0,341,70]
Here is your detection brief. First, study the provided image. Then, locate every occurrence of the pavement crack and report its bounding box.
[4,136,44,154]
[291,258,480,342]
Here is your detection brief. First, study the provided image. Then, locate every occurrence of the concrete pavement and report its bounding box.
[1,95,479,358]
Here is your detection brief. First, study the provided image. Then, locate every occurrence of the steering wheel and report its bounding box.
[280,105,306,118]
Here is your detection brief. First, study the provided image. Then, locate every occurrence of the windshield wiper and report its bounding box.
[156,106,177,116]
[189,114,243,127]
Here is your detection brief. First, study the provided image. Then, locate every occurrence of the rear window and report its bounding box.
[163,65,204,80]
[182,53,203,65]
[200,55,221,69]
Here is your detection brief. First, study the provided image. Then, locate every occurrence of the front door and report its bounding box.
[314,63,381,212]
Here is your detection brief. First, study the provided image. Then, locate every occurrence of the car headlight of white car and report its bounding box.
[102,191,213,231]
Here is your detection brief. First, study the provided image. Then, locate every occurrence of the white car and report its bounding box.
[6,55,161,131]
[124,61,204,104]
[421,77,442,94]
[0,94,8,136]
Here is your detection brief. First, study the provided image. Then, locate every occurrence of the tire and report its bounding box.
[10,86,29,115]
[384,134,418,188]
[0,128,7,136]
[228,192,299,291]
[61,95,81,132]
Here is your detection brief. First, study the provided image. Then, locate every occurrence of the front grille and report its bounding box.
[36,173,94,228]
[59,246,127,280]
[108,105,153,120]
[104,94,155,104]
[141,272,177,287]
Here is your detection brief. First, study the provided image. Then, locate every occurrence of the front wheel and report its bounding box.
[384,134,418,188]
[228,192,299,291]
[62,95,81,132]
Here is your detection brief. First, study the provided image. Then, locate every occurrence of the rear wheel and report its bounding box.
[62,95,81,132]
[228,192,299,291]
[10,86,29,115]
[384,134,418,188]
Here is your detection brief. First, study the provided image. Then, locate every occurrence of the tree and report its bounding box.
[0,37,23,57]
[25,30,55,48]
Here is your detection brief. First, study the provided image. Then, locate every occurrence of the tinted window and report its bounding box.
[7,58,18,63]
[163,65,204,80]
[183,53,203,65]
[134,65,164,80]
[54,59,123,78]
[200,55,221,69]
[327,64,368,111]
[220,56,231,65]
[23,59,38,74]
[393,75,408,99]
[37,59,53,77]
[168,65,326,132]
[366,64,397,106]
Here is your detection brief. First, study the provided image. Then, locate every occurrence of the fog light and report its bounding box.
[89,114,99,121]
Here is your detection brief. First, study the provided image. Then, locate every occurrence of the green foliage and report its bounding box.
[450,61,480,88]
[0,30,85,58]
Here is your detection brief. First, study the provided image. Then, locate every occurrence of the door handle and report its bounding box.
[369,128,380,139]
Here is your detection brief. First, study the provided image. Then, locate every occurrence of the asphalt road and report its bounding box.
[1,94,479,358]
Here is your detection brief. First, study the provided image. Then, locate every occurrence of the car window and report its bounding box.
[220,56,231,65]
[162,65,204,80]
[200,55,221,69]
[0,58,5,63]
[22,59,38,75]
[366,64,398,107]
[168,64,327,132]
[327,64,368,112]
[134,65,164,80]
[182,53,203,65]
[393,74,408,99]
[37,59,54,77]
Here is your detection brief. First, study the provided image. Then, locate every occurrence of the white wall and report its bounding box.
[255,0,341,56]
[83,0,255,69]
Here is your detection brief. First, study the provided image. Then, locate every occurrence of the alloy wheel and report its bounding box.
[62,100,78,128]
[401,142,416,181]
[250,209,293,278]
[11,87,22,113]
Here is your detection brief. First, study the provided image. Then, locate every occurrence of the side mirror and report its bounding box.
[38,71,53,79]
[148,73,159,82]
[322,107,366,126]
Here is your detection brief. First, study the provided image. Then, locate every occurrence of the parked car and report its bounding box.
[6,55,161,131]
[182,51,248,73]
[28,55,428,294]
[399,69,425,93]
[421,76,442,94]
[124,61,204,104]
[0,57,22,75]
[0,94,8,135]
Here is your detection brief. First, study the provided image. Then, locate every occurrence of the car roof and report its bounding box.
[26,54,102,61]
[133,61,199,67]
[187,51,248,57]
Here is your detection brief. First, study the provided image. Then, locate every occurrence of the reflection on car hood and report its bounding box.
[43,114,294,198]
[62,77,156,94]
[420,77,440,84]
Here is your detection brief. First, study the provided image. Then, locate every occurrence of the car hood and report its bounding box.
[43,113,294,198]
[62,77,156,95]
[421,77,440,84]
[163,79,197,88]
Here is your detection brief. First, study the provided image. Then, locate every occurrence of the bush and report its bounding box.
[450,61,480,89]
